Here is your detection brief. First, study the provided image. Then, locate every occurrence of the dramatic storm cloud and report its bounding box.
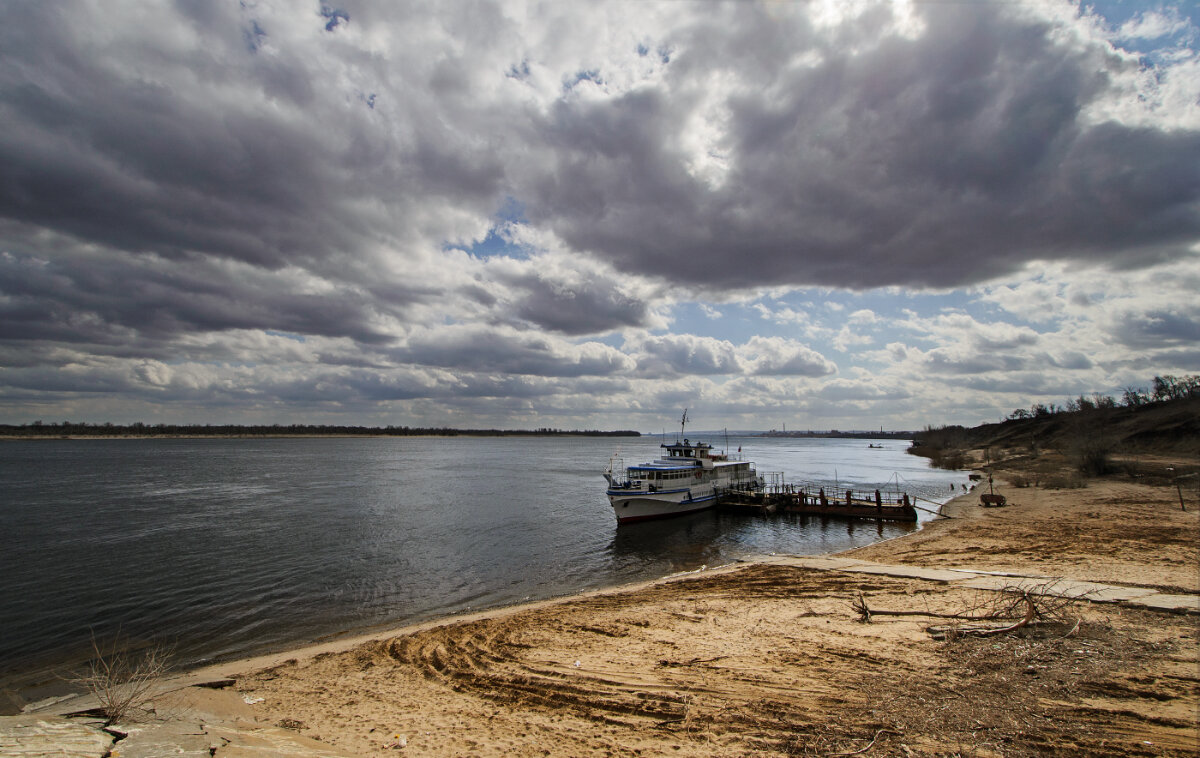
[1,0,1197,430]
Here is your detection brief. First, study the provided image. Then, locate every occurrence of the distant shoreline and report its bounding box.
[0,433,643,441]
[753,431,915,440]
[0,427,641,440]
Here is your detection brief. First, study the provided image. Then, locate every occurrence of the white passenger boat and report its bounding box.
[603,413,763,524]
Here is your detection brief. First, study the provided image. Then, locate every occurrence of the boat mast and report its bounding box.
[679,408,688,442]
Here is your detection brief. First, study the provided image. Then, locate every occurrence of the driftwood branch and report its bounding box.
[852,593,987,624]
[826,728,899,756]
[927,592,1038,639]
[657,655,727,668]
[853,581,1082,640]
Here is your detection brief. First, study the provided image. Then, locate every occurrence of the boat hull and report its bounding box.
[607,487,719,523]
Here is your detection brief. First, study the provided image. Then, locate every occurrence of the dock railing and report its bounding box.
[785,481,911,508]
[714,479,918,522]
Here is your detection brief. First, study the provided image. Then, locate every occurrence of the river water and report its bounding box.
[0,434,965,695]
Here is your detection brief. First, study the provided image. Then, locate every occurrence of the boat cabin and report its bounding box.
[661,439,711,460]
[606,437,756,492]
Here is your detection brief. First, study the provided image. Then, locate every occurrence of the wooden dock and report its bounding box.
[717,484,919,522]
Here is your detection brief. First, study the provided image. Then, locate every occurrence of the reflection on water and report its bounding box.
[608,510,728,572]
[0,435,964,690]
[606,501,919,576]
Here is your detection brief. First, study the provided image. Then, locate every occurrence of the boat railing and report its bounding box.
[722,479,759,494]
[605,453,628,487]
[762,471,786,494]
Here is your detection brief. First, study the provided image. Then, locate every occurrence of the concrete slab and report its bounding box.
[206,723,357,756]
[954,576,1160,602]
[944,568,1054,579]
[4,684,356,758]
[1125,594,1200,614]
[838,563,969,583]
[107,719,356,758]
[762,556,1199,614]
[754,555,873,571]
[0,714,114,758]
[115,725,214,758]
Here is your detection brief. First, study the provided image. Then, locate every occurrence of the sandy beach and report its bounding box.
[12,453,1199,757]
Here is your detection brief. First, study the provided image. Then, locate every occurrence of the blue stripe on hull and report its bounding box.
[609,491,719,524]
[617,503,714,523]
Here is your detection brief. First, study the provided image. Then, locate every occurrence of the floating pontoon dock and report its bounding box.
[716,483,920,522]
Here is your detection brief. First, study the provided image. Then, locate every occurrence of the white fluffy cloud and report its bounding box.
[739,337,838,377]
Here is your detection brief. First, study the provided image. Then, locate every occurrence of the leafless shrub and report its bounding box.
[927,448,968,470]
[1075,442,1114,477]
[72,632,174,726]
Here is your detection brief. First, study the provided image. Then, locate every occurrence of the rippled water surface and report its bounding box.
[0,435,965,687]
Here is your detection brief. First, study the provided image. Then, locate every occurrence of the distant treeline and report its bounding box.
[1,422,641,438]
[911,375,1200,466]
[1002,374,1199,421]
[757,430,915,439]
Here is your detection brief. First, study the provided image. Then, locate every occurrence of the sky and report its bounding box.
[1,0,1198,432]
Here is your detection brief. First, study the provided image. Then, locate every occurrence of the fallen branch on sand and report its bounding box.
[657,655,728,668]
[851,593,976,623]
[926,592,1036,640]
[826,728,900,756]
[851,580,1085,640]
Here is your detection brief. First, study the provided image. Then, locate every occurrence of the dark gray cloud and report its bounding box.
[397,327,632,377]
[923,350,1033,375]
[1134,347,1200,372]
[1111,304,1200,348]
[498,268,653,335]
[0,2,503,278]
[0,1,1196,428]
[518,3,1200,290]
[3,1,1193,316]
[1046,352,1094,370]
[0,240,394,350]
